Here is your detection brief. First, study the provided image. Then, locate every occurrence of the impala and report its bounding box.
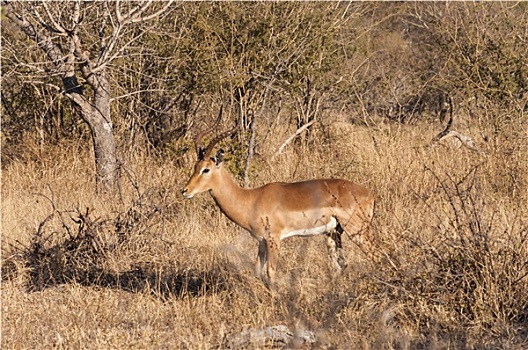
[182,109,375,287]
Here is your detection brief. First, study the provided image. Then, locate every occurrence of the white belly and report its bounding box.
[280,217,337,240]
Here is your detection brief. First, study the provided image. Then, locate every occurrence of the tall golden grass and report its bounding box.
[2,118,527,349]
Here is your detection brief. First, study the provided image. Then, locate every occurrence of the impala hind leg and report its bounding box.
[338,207,375,259]
[326,223,347,273]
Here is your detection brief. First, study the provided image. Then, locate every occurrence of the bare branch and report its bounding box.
[273,120,316,158]
[70,1,91,70]
[126,0,154,23]
[42,2,68,35]
[4,4,67,75]
[128,1,174,23]
[97,24,122,68]
[115,0,123,23]
[71,1,81,30]
[96,1,173,73]
[116,0,169,25]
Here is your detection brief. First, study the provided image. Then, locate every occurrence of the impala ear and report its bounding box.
[197,147,206,160]
[214,149,224,165]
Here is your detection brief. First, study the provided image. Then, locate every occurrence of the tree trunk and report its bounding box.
[91,72,119,192]
[67,72,119,193]
[90,115,119,192]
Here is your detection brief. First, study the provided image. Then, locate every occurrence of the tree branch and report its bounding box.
[273,120,316,159]
[42,2,68,35]
[127,1,174,24]
[4,3,76,84]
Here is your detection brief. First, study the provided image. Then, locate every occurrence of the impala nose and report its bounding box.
[181,188,193,198]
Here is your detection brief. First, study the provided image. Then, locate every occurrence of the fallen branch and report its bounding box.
[431,98,479,151]
[226,325,316,349]
[433,130,480,151]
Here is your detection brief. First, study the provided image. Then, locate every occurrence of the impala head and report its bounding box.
[182,107,237,199]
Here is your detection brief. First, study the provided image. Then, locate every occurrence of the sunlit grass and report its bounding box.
[2,120,527,349]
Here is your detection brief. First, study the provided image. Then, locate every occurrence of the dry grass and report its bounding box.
[2,119,527,349]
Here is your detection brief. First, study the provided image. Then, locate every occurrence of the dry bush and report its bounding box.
[365,165,528,348]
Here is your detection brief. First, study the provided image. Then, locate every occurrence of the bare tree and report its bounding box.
[3,1,173,193]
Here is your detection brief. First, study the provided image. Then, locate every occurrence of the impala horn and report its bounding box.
[195,106,223,159]
[194,106,239,160]
[202,122,239,160]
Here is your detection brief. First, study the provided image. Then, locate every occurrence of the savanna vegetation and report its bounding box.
[2,2,527,349]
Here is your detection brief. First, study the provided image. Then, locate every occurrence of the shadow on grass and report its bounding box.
[27,261,227,300]
[3,208,228,300]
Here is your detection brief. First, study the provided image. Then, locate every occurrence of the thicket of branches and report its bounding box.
[2,2,527,163]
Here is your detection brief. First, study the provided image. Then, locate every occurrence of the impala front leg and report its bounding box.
[266,236,280,288]
[255,239,267,280]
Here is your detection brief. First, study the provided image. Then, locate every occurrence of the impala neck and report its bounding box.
[210,165,253,231]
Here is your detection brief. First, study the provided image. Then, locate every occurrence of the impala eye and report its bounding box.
[201,168,210,174]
